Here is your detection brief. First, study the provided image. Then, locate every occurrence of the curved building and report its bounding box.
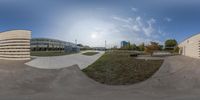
[179,33,200,59]
[31,38,80,53]
[0,30,31,60]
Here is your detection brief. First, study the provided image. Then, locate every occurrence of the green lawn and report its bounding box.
[82,51,163,85]
[31,51,75,57]
[82,52,99,56]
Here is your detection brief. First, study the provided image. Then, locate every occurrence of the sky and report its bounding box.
[0,0,200,47]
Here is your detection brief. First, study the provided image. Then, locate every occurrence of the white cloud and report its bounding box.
[112,16,132,23]
[142,26,154,37]
[131,7,138,12]
[158,29,166,36]
[142,18,156,37]
[164,17,172,22]
[132,25,140,32]
[135,16,143,27]
[112,16,164,44]
[148,18,156,25]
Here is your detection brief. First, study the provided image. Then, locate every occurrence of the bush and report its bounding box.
[130,53,138,57]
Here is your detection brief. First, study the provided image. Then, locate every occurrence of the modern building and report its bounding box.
[0,30,31,60]
[31,38,80,53]
[121,41,129,48]
[93,47,106,51]
[179,33,200,59]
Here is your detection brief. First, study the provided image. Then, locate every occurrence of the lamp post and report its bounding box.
[75,39,77,45]
[105,40,106,51]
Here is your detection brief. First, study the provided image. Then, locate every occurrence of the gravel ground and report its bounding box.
[0,56,200,100]
[26,50,105,69]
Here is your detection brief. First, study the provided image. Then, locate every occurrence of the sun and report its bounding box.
[91,33,97,39]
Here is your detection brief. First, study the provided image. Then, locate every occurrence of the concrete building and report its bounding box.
[31,38,80,53]
[179,33,200,59]
[0,30,31,60]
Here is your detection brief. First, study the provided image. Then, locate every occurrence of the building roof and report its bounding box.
[179,32,200,45]
[31,38,76,46]
[0,29,31,34]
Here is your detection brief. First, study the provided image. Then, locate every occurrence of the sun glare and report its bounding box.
[91,33,97,39]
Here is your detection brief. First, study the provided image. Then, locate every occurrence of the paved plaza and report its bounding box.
[0,55,200,99]
[26,51,104,69]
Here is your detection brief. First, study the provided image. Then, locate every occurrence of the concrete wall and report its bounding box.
[0,30,31,60]
[179,33,200,59]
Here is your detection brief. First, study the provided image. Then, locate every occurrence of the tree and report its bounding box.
[165,39,178,50]
[138,43,145,51]
[129,43,137,50]
[145,42,161,55]
[174,46,179,53]
[159,45,164,50]
[127,42,131,50]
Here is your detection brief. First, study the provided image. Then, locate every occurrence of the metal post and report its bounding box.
[105,40,106,51]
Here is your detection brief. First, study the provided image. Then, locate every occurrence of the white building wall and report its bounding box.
[179,34,200,59]
[0,30,31,60]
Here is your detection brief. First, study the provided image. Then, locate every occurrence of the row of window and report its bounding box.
[31,48,64,51]
[0,37,30,59]
[0,48,30,49]
[31,46,64,48]
[31,39,64,42]
[31,41,66,45]
[0,41,29,44]
[31,43,65,46]
[0,44,30,47]
[31,42,74,46]
[0,51,30,52]
[0,38,29,42]
[0,53,29,55]
[0,56,30,58]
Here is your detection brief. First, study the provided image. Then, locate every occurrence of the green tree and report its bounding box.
[127,42,131,50]
[145,42,161,55]
[174,46,179,53]
[129,43,137,50]
[165,39,178,50]
[138,43,145,51]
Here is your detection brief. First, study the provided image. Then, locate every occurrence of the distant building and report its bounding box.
[121,41,129,48]
[93,47,106,51]
[31,38,80,53]
[179,33,200,59]
[0,30,31,60]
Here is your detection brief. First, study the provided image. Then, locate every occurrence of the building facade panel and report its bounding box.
[179,33,200,59]
[0,30,31,60]
[31,38,80,53]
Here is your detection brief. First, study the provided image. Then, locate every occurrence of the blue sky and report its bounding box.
[0,0,200,47]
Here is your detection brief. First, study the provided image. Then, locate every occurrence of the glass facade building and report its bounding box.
[31,38,80,53]
[121,41,129,48]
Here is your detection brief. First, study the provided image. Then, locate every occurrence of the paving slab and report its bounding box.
[26,50,104,69]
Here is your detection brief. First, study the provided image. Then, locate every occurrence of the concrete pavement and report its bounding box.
[26,50,104,69]
[0,56,200,99]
